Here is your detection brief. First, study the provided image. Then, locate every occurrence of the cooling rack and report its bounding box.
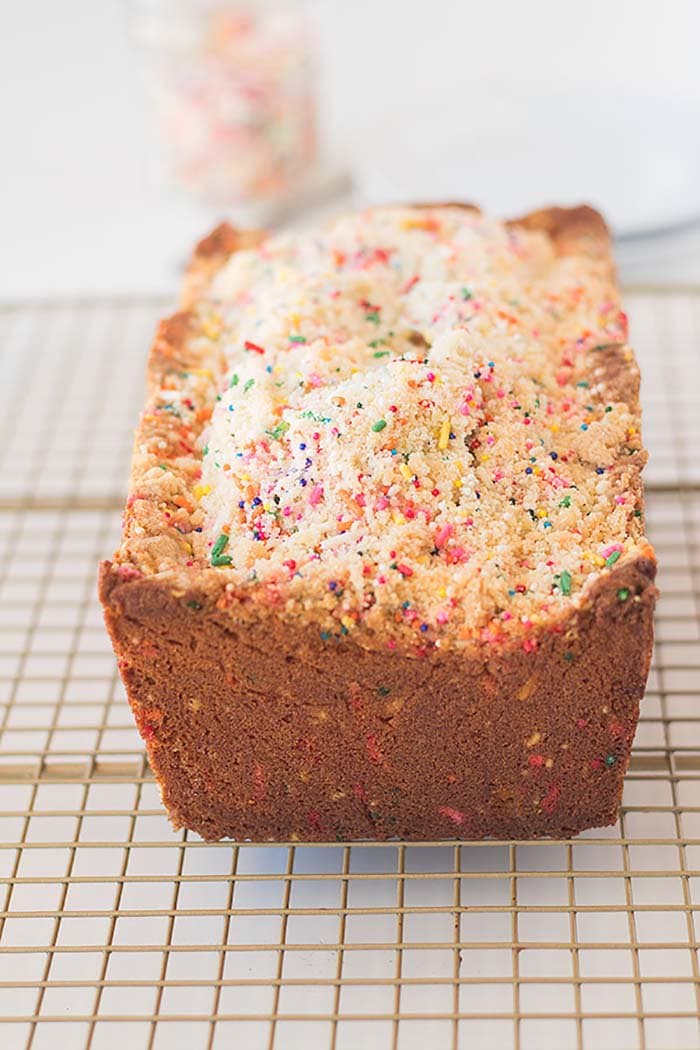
[0,288,699,1050]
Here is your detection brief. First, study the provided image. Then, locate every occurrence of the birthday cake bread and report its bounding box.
[100,203,657,841]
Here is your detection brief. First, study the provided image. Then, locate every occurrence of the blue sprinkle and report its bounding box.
[252,497,262,507]
[580,423,589,431]
[487,361,495,368]
[543,520,552,528]
[419,623,429,632]
[596,467,605,474]
[390,448,398,456]
[299,442,307,450]
[238,500,245,508]
[328,581,338,591]
[300,478,307,487]
[305,458,312,468]
[525,467,533,475]
[320,631,330,640]
[550,452,558,460]
[402,600,411,609]
[266,365,272,373]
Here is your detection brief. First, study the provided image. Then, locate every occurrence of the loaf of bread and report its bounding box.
[100,204,657,841]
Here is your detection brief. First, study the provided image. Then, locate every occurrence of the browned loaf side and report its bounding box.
[99,203,657,842]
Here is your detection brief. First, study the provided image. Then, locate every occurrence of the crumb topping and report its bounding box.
[133,206,651,653]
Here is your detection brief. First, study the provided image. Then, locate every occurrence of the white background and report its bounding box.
[2,0,700,298]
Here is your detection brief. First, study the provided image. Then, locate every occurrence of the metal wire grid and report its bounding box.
[0,291,699,1050]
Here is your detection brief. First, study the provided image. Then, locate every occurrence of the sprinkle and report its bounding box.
[617,588,630,601]
[266,421,290,441]
[365,309,381,325]
[559,570,572,596]
[229,373,239,387]
[210,534,232,567]
[372,419,387,432]
[289,334,306,343]
[243,378,255,393]
[605,550,622,567]
[244,340,266,354]
[604,753,617,767]
[460,287,473,301]
[580,423,588,431]
[438,417,451,451]
[559,495,571,508]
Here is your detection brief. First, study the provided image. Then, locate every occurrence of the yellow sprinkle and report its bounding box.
[201,321,220,340]
[536,508,547,519]
[438,587,447,598]
[399,463,412,480]
[341,615,355,631]
[453,478,462,488]
[434,413,451,451]
[550,423,560,433]
[193,484,211,500]
[187,368,213,379]
[393,513,406,525]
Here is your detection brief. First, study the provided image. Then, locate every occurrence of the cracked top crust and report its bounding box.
[103,204,656,656]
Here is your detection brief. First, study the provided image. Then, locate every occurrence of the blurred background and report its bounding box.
[2,0,700,299]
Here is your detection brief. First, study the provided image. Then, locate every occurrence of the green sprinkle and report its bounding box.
[634,509,642,518]
[372,419,387,432]
[210,534,232,567]
[559,570,572,596]
[186,599,202,610]
[576,380,590,388]
[377,685,391,696]
[202,445,209,456]
[158,464,168,471]
[605,550,622,567]
[289,334,306,344]
[604,753,617,767]
[365,310,381,325]
[460,287,473,301]
[356,402,363,409]
[605,405,613,413]
[243,378,255,393]
[617,588,630,602]
[564,651,575,662]
[230,373,239,387]
[265,421,290,441]
[559,495,571,508]
[373,350,391,358]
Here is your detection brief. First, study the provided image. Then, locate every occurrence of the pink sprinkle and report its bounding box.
[308,372,323,388]
[401,274,420,294]
[375,496,389,511]
[614,495,626,505]
[460,403,471,416]
[523,638,538,653]
[436,610,449,625]
[282,507,292,517]
[528,754,545,767]
[396,563,413,577]
[426,372,436,383]
[437,805,466,826]
[496,387,505,398]
[602,543,623,558]
[434,522,454,548]
[309,484,324,507]
[541,784,560,814]
[577,719,588,728]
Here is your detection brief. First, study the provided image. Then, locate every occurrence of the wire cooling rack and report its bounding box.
[0,289,699,1050]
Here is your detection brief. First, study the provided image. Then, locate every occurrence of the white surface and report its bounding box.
[1,0,700,299]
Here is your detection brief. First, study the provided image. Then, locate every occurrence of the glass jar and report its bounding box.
[131,0,317,218]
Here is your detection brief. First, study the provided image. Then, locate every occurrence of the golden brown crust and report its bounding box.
[182,221,264,308]
[99,549,656,841]
[100,202,658,840]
